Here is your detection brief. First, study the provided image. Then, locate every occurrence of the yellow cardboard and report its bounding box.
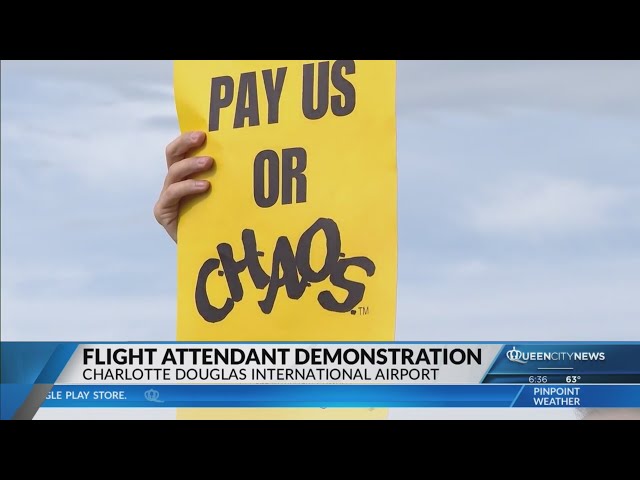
[173,60,397,419]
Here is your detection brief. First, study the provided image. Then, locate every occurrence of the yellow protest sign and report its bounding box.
[173,60,397,419]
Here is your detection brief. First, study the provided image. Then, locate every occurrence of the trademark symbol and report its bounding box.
[357,306,369,315]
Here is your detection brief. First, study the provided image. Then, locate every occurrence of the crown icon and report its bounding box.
[506,346,527,364]
[144,389,164,403]
[506,347,521,361]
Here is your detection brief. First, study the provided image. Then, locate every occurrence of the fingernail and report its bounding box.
[191,132,203,142]
[197,157,209,167]
[195,180,209,189]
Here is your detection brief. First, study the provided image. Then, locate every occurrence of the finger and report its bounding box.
[158,179,210,209]
[165,156,214,187]
[165,131,206,167]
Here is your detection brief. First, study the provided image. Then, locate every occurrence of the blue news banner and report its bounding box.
[1,342,639,419]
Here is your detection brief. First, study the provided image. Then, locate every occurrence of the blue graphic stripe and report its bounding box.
[1,342,67,420]
[0,385,34,420]
[1,342,62,384]
[43,384,520,408]
[510,385,525,407]
[35,343,79,384]
[40,384,640,408]
[513,385,640,408]
[486,344,640,374]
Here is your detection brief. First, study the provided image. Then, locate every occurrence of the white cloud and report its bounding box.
[0,60,173,92]
[396,251,640,341]
[0,294,176,341]
[6,60,640,118]
[396,271,640,341]
[2,79,177,190]
[444,259,491,278]
[2,263,92,294]
[398,60,640,117]
[467,176,633,237]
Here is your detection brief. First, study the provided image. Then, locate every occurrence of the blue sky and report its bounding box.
[2,60,639,341]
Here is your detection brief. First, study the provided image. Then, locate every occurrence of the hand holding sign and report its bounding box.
[154,131,214,242]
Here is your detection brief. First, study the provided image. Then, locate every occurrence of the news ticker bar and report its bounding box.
[41,384,640,408]
[2,342,639,419]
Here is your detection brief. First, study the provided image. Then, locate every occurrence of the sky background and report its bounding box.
[2,61,639,419]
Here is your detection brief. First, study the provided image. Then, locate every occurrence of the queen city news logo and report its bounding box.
[506,346,605,364]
